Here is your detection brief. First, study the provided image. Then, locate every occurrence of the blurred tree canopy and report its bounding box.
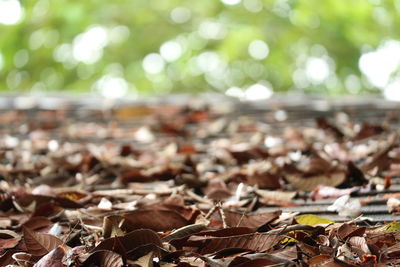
[0,0,400,99]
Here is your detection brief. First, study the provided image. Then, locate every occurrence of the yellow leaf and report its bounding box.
[296,214,334,225]
[383,221,400,232]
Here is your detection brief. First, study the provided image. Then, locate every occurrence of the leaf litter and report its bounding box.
[0,102,400,266]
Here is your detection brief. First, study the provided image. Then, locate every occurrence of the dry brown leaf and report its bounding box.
[196,232,283,254]
[223,210,282,228]
[33,246,65,267]
[284,171,346,191]
[337,224,366,241]
[82,250,124,267]
[23,216,53,231]
[23,226,63,256]
[92,229,162,257]
[121,209,189,232]
[348,236,370,255]
[308,254,343,267]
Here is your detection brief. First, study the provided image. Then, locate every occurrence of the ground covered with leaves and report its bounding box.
[1,101,400,266]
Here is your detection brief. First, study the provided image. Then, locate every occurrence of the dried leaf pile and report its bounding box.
[1,102,400,266]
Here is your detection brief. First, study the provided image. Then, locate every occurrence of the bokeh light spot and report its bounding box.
[198,20,227,40]
[248,40,269,60]
[0,0,23,25]
[384,79,400,101]
[160,41,183,62]
[14,49,29,68]
[72,26,109,64]
[142,53,165,74]
[225,86,245,99]
[170,7,191,24]
[221,0,241,6]
[245,82,273,101]
[359,40,400,88]
[93,74,130,99]
[305,57,330,84]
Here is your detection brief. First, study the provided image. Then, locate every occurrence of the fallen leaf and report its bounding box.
[0,249,22,266]
[337,224,366,240]
[121,209,189,232]
[382,221,400,232]
[82,250,124,267]
[23,226,63,256]
[11,252,40,266]
[296,214,334,225]
[316,117,344,140]
[196,232,283,254]
[93,229,162,258]
[170,227,255,250]
[352,122,385,141]
[128,251,154,266]
[162,224,207,242]
[222,210,282,228]
[348,236,370,255]
[33,246,65,267]
[0,238,20,253]
[103,215,125,239]
[308,254,343,267]
[23,216,53,231]
[227,257,279,267]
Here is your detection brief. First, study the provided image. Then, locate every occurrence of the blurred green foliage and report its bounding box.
[0,0,399,98]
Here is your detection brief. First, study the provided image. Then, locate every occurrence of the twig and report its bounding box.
[205,204,218,219]
[186,190,213,205]
[218,202,227,229]
[62,221,80,245]
[236,212,246,227]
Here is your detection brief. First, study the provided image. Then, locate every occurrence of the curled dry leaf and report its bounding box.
[33,246,65,267]
[0,230,21,252]
[0,249,22,266]
[337,224,366,240]
[348,236,370,255]
[12,252,40,266]
[103,215,124,239]
[0,239,20,253]
[23,226,63,256]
